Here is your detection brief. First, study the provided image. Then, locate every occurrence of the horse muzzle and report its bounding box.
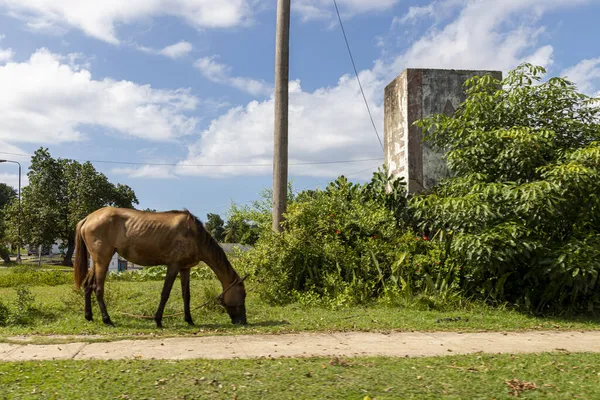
[227,305,247,325]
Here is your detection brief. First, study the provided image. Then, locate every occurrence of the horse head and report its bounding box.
[218,274,248,324]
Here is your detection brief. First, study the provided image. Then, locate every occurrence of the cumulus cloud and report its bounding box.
[138,41,194,59]
[0,48,200,144]
[395,4,437,24]
[0,0,255,44]
[194,56,272,96]
[0,35,13,64]
[176,76,385,179]
[176,0,588,179]
[384,0,580,76]
[112,165,177,179]
[160,41,193,59]
[0,48,13,64]
[0,172,28,189]
[561,58,600,96]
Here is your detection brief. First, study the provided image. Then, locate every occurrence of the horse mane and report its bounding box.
[161,209,204,224]
[193,214,238,279]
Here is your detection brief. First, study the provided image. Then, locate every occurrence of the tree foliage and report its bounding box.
[410,63,600,311]
[240,169,416,305]
[4,148,139,265]
[204,213,225,242]
[0,183,17,262]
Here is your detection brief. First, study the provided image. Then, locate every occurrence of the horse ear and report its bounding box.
[185,213,196,230]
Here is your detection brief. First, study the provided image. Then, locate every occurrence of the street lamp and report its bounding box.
[0,159,21,263]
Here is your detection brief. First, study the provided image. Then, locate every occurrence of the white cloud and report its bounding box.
[561,58,600,96]
[0,47,13,63]
[0,141,26,155]
[138,41,194,59]
[0,48,200,144]
[384,0,583,76]
[0,172,29,189]
[395,4,436,24]
[393,0,465,26]
[194,56,272,96]
[0,0,255,44]
[112,165,177,179]
[294,0,400,21]
[177,75,385,179]
[177,0,590,179]
[160,41,193,59]
[0,34,13,63]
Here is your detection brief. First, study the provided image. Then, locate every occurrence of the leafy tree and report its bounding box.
[4,148,139,265]
[0,183,17,262]
[222,217,259,245]
[410,63,600,311]
[0,184,16,210]
[204,213,225,242]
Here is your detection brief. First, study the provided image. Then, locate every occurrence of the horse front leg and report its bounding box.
[180,268,194,326]
[154,266,179,328]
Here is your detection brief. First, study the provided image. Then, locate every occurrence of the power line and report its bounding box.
[0,151,382,168]
[332,0,384,153]
[197,163,381,213]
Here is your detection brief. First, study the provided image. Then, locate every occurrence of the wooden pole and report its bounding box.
[272,0,291,233]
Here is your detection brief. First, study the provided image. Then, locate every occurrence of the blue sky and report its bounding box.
[1,0,599,221]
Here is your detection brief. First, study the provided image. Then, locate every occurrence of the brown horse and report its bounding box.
[73,207,247,327]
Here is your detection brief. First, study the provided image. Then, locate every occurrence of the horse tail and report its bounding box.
[73,218,89,289]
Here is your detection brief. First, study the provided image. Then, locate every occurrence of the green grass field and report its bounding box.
[0,277,599,344]
[1,353,599,399]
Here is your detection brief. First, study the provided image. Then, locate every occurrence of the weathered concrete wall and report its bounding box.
[384,68,502,193]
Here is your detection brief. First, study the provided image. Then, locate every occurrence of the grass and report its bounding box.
[0,277,599,344]
[1,353,599,399]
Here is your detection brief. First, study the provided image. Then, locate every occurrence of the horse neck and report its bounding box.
[199,232,239,288]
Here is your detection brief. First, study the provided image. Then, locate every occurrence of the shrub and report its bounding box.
[240,172,448,306]
[411,63,600,312]
[0,299,9,326]
[0,265,72,287]
[0,286,39,326]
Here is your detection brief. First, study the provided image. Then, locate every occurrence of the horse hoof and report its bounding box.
[85,315,93,322]
[103,319,115,327]
[186,320,195,327]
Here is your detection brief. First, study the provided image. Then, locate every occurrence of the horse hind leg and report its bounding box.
[91,255,114,326]
[83,269,95,322]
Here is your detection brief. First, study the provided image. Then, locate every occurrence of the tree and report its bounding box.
[0,184,16,210]
[4,148,139,265]
[410,63,600,311]
[0,183,17,262]
[204,213,225,242]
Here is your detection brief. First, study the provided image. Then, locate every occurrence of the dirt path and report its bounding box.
[1,330,600,362]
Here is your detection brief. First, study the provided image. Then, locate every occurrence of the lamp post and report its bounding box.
[0,159,21,263]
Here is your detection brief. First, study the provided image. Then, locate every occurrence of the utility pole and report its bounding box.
[272,0,291,233]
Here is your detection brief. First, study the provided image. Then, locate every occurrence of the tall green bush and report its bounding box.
[411,63,600,312]
[240,170,454,306]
